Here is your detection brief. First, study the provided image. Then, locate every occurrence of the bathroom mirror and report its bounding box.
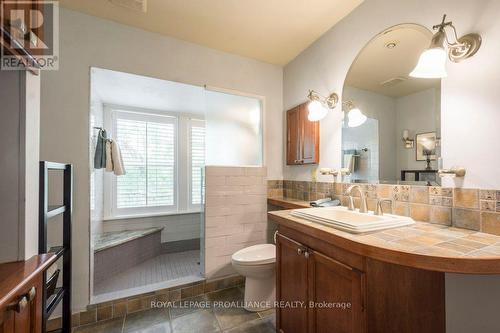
[342,24,441,186]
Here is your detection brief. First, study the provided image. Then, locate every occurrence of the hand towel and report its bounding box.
[105,140,113,172]
[343,153,356,173]
[93,129,107,169]
[111,140,126,176]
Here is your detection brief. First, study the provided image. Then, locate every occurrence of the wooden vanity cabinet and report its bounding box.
[276,227,445,333]
[276,233,366,333]
[286,103,319,165]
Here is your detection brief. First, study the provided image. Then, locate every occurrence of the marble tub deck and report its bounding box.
[94,227,164,252]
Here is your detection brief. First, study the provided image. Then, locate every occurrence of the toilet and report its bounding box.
[231,244,276,312]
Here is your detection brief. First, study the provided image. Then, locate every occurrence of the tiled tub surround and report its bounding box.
[268,180,500,236]
[205,166,268,279]
[94,228,163,285]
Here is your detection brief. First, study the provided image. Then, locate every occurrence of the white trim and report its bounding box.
[103,209,202,221]
[188,118,205,210]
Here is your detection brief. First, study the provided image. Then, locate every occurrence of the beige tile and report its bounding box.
[441,188,453,197]
[434,241,475,254]
[449,238,488,250]
[410,186,429,204]
[429,196,442,206]
[463,233,500,245]
[126,298,146,313]
[430,206,452,226]
[452,208,480,231]
[410,204,430,222]
[442,197,453,207]
[481,200,496,212]
[47,317,61,331]
[112,301,127,318]
[481,212,500,236]
[79,309,96,325]
[72,313,80,328]
[97,306,112,321]
[480,190,496,200]
[394,201,409,216]
[181,283,205,299]
[429,186,442,196]
[453,188,479,209]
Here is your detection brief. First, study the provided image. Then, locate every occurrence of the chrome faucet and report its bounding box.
[345,185,368,213]
[375,199,393,216]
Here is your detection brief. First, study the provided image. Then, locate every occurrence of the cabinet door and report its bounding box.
[0,278,41,333]
[308,250,365,333]
[276,234,308,333]
[299,104,319,164]
[286,107,301,165]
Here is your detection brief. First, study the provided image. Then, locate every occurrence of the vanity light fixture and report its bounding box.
[402,129,414,148]
[410,14,482,79]
[343,100,367,128]
[306,90,339,121]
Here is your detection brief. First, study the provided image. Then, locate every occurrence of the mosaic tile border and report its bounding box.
[268,180,500,236]
[47,275,244,331]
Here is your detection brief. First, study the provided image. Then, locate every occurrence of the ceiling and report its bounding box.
[345,24,440,98]
[91,68,205,114]
[59,0,364,65]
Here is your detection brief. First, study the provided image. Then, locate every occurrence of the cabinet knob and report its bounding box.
[297,248,304,255]
[8,296,28,313]
[27,287,36,301]
[304,251,310,259]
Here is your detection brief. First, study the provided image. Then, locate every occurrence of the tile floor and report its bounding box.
[94,250,201,296]
[76,287,275,333]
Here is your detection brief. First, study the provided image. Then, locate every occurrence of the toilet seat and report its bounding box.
[232,244,276,266]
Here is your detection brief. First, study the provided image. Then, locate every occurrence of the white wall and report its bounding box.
[283,0,500,330]
[396,88,440,173]
[40,8,282,312]
[283,0,500,190]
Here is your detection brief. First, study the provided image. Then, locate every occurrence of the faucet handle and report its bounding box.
[375,199,393,216]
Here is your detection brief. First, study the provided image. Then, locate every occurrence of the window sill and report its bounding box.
[103,210,202,221]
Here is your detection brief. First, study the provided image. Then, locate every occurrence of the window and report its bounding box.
[189,120,205,206]
[109,110,176,216]
[104,107,205,219]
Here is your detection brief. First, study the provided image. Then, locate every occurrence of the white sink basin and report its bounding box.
[291,206,414,233]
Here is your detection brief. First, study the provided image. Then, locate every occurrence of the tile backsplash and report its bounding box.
[268,180,500,236]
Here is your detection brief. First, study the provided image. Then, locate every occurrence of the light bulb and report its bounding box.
[409,47,448,79]
[307,100,328,121]
[347,108,367,127]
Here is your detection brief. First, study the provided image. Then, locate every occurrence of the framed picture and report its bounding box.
[416,132,437,161]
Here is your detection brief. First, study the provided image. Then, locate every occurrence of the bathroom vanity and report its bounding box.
[269,209,500,333]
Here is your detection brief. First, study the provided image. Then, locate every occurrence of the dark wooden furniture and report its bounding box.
[39,162,73,333]
[0,254,57,333]
[275,226,445,333]
[286,103,320,165]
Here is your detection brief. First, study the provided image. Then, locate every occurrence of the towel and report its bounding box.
[111,140,126,176]
[93,129,107,169]
[105,140,113,173]
[343,153,356,173]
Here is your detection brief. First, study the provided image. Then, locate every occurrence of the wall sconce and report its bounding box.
[342,100,367,128]
[410,14,482,79]
[402,129,414,148]
[307,90,339,121]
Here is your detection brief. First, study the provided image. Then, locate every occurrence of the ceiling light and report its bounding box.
[306,90,339,122]
[410,14,481,79]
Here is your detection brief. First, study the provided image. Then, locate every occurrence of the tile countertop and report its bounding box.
[268,197,311,209]
[268,209,500,274]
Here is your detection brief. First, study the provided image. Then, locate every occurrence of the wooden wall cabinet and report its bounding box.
[286,103,320,165]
